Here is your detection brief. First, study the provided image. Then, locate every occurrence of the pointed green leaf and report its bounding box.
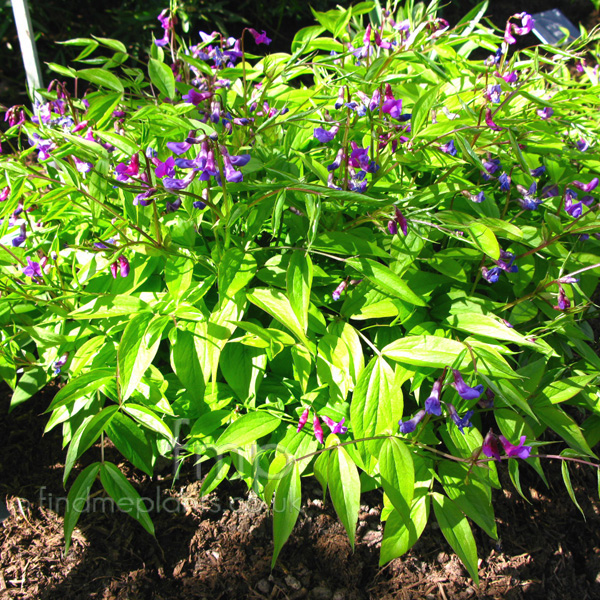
[148,58,176,99]
[64,462,101,554]
[99,462,155,535]
[216,412,281,450]
[432,492,480,585]
[287,251,313,333]
[200,455,231,497]
[272,462,301,567]
[328,445,360,550]
[379,438,414,519]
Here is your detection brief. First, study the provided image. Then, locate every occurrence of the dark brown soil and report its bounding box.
[1,384,600,600]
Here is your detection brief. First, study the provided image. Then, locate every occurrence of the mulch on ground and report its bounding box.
[1,385,600,600]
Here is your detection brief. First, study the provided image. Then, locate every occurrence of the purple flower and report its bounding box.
[134,188,156,206]
[497,249,518,273]
[499,172,511,191]
[12,224,27,247]
[382,98,403,120]
[577,138,589,152]
[485,84,502,103]
[322,416,348,435]
[193,200,206,210]
[53,352,69,376]
[499,435,532,459]
[297,408,309,433]
[332,280,348,301]
[369,89,380,111]
[349,145,369,169]
[542,184,559,198]
[314,125,339,143]
[23,256,42,279]
[502,71,518,83]
[482,265,501,283]
[424,380,442,416]
[447,403,474,434]
[248,28,271,45]
[71,156,92,177]
[155,9,172,47]
[482,158,501,180]
[571,178,599,193]
[183,89,212,105]
[554,285,571,310]
[452,370,484,400]
[517,182,542,210]
[536,106,553,120]
[564,188,582,218]
[485,48,503,66]
[399,409,426,434]
[165,197,182,213]
[481,388,495,408]
[167,142,192,155]
[482,430,501,461]
[327,148,345,172]
[155,156,176,178]
[222,152,243,183]
[164,172,195,191]
[313,414,324,444]
[230,154,251,167]
[334,86,346,110]
[439,140,457,156]
[530,165,546,177]
[392,206,408,235]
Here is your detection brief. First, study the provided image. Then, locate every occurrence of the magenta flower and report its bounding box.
[297,408,309,433]
[499,435,532,459]
[482,430,501,461]
[115,153,140,182]
[118,256,130,278]
[424,380,442,416]
[247,28,271,45]
[391,206,408,235]
[452,370,484,400]
[183,89,212,105]
[155,9,172,47]
[313,414,324,444]
[0,187,10,202]
[322,416,348,435]
[399,409,426,434]
[536,106,553,120]
[571,178,599,193]
[155,156,176,179]
[484,108,503,131]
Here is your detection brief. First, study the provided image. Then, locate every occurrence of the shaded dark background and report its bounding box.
[0,0,597,108]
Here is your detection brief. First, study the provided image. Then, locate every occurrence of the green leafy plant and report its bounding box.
[2,0,600,581]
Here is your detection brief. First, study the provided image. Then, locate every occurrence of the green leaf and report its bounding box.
[106,413,154,476]
[216,412,281,450]
[47,368,114,411]
[122,404,173,439]
[287,251,313,334]
[220,343,267,402]
[77,68,124,93]
[328,444,360,550]
[70,295,151,318]
[64,406,119,484]
[561,451,586,519]
[148,58,176,99]
[346,257,426,306]
[272,462,301,567]
[383,335,469,369]
[170,327,206,404]
[469,222,500,261]
[165,256,194,299]
[432,492,480,585]
[64,462,100,554]
[218,248,257,302]
[247,288,311,347]
[380,494,430,565]
[99,462,155,535]
[412,85,441,135]
[439,461,497,539]
[534,404,596,458]
[379,438,414,519]
[200,455,231,496]
[11,366,48,410]
[350,356,399,461]
[118,314,168,401]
